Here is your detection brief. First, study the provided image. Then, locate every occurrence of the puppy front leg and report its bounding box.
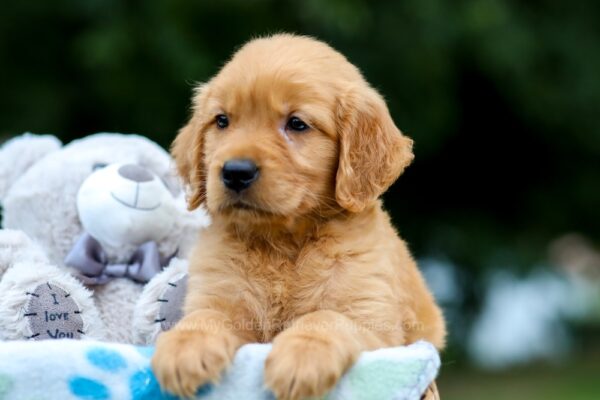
[264,310,386,400]
[152,308,253,398]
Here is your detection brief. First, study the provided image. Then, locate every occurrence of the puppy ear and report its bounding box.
[335,85,414,213]
[171,84,210,210]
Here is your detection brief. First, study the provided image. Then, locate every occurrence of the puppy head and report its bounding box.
[173,34,413,226]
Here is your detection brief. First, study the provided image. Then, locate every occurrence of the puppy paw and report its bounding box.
[151,328,236,398]
[264,333,351,400]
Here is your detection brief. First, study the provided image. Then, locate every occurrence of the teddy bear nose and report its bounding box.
[118,164,154,183]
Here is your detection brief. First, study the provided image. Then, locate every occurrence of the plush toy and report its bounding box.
[0,133,208,344]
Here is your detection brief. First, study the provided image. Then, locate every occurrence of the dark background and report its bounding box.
[1,1,599,398]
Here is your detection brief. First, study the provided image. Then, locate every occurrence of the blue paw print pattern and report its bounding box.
[69,376,110,400]
[67,345,217,400]
[68,345,175,400]
[87,348,127,372]
[129,367,172,400]
[131,346,174,400]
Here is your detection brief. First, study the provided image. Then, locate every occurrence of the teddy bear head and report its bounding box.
[77,162,177,249]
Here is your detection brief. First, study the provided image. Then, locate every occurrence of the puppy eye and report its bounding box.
[215,114,229,129]
[286,116,310,132]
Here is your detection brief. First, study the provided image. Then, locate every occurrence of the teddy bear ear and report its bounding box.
[0,133,62,201]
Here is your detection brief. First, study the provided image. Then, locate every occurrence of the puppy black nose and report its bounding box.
[221,159,259,192]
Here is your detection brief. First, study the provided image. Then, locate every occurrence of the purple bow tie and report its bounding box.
[65,233,175,285]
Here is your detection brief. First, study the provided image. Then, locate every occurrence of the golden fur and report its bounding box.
[152,34,446,399]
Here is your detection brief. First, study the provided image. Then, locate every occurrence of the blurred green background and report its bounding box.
[1,0,599,398]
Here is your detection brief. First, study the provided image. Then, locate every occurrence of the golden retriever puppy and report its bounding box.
[152,34,445,400]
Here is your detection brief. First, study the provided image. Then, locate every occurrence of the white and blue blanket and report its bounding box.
[0,340,439,400]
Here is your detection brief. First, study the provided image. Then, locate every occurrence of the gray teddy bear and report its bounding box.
[0,133,208,343]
